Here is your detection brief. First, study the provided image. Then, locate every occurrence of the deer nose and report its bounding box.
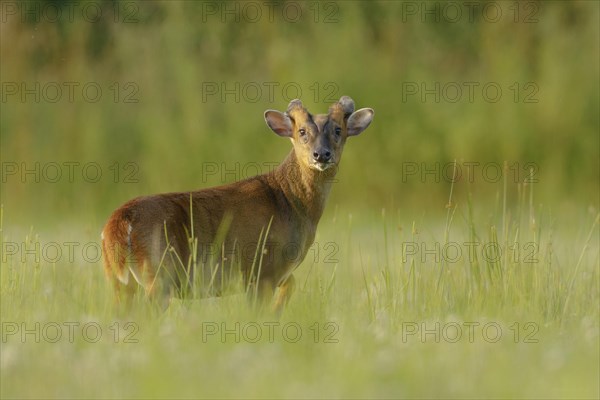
[313,150,332,163]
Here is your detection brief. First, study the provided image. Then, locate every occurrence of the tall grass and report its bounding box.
[1,175,598,398]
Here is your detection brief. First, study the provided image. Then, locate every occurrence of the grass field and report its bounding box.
[1,1,599,398]
[2,178,599,398]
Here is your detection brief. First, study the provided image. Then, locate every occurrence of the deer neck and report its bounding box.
[272,150,335,223]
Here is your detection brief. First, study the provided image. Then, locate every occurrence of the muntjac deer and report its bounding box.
[101,96,374,313]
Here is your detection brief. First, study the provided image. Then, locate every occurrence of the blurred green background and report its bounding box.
[1,3,599,399]
[1,0,598,227]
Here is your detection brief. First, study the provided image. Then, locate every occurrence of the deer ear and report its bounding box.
[347,108,374,136]
[264,110,293,137]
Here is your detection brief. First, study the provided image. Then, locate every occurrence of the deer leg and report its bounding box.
[102,239,137,310]
[272,274,296,317]
[135,259,174,311]
[246,276,275,310]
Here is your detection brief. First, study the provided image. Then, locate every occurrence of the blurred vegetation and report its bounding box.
[1,4,598,398]
[1,0,598,226]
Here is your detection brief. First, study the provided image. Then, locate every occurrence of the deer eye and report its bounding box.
[298,128,306,137]
[334,127,341,136]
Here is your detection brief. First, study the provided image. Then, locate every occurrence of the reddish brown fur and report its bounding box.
[101,96,374,313]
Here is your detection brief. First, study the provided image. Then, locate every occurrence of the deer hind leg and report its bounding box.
[113,271,138,309]
[101,236,137,308]
[246,274,295,316]
[102,221,173,311]
[116,247,173,312]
